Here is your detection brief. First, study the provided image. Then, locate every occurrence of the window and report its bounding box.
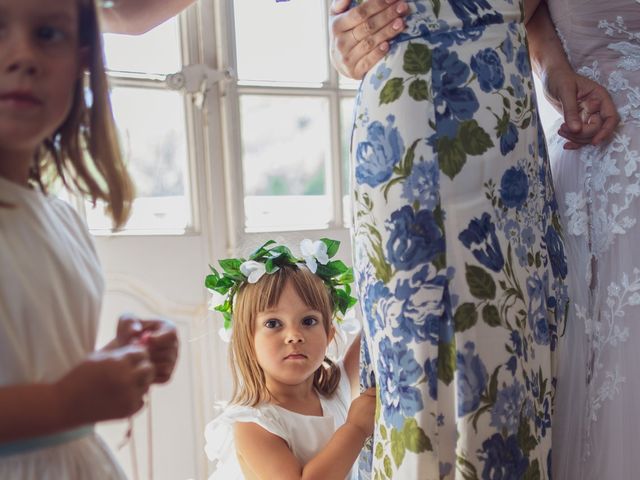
[86,17,194,234]
[225,0,358,234]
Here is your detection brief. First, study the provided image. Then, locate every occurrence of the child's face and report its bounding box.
[0,0,81,158]
[254,280,334,391]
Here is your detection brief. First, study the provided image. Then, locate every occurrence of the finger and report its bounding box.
[351,2,406,44]
[134,360,155,391]
[117,314,143,343]
[330,0,354,16]
[557,84,582,133]
[591,105,620,145]
[332,0,398,34]
[120,345,150,365]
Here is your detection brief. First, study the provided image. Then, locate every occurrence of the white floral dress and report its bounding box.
[547,2,640,479]
[350,0,568,478]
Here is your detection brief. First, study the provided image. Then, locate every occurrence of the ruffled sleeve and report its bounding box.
[204,404,290,479]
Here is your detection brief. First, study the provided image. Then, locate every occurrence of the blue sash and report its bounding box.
[0,425,94,457]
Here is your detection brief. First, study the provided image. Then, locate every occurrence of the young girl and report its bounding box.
[0,0,178,478]
[204,240,375,480]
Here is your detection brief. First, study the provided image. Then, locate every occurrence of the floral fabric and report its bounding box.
[349,1,568,478]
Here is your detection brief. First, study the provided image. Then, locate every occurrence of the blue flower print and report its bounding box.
[370,63,391,90]
[360,338,376,388]
[526,272,551,345]
[545,226,568,279]
[510,73,525,98]
[499,121,519,155]
[500,166,528,209]
[503,219,520,243]
[490,381,525,435]
[515,244,528,267]
[432,47,479,121]
[355,115,404,188]
[402,160,440,210]
[459,212,505,272]
[521,226,535,248]
[471,48,505,93]
[536,397,551,438]
[456,341,488,417]
[386,206,445,271]
[363,281,391,332]
[378,337,424,429]
[510,331,523,358]
[425,358,438,400]
[449,0,503,30]
[479,434,529,480]
[500,34,514,63]
[515,45,531,77]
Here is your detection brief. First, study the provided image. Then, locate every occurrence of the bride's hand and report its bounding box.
[329,0,408,80]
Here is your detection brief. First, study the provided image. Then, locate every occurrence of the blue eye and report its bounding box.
[264,319,281,329]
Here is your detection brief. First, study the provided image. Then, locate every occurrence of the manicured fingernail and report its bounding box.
[397,2,408,13]
[385,0,397,4]
[392,18,403,29]
[379,42,389,52]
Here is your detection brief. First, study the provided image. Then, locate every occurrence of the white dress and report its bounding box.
[205,363,353,480]
[547,2,640,479]
[0,176,126,479]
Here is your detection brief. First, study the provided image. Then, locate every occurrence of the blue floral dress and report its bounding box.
[350,1,569,478]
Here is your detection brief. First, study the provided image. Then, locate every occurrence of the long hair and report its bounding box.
[31,0,134,229]
[229,265,341,407]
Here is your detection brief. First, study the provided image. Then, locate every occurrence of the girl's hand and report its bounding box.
[330,0,408,79]
[54,346,154,424]
[346,387,376,438]
[116,314,179,384]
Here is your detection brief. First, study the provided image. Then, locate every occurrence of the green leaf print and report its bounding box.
[375,442,384,459]
[408,79,429,101]
[383,455,393,478]
[517,415,538,456]
[380,77,404,105]
[458,120,494,156]
[466,264,497,300]
[380,424,388,440]
[481,304,501,326]
[523,459,541,480]
[438,339,456,385]
[390,428,405,467]
[437,136,467,180]
[454,302,478,332]
[430,0,441,17]
[457,454,480,480]
[403,43,432,75]
[402,418,433,453]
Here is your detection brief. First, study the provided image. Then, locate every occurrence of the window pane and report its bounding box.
[340,97,355,227]
[240,95,332,231]
[234,0,328,85]
[86,87,191,233]
[103,18,181,75]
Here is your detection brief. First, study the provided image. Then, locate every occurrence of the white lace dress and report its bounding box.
[547,2,640,479]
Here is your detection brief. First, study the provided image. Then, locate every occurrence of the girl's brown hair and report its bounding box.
[31,0,134,229]
[229,265,341,406]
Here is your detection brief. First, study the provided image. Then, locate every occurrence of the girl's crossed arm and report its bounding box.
[234,387,376,480]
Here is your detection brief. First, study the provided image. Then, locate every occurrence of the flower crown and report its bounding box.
[205,238,358,332]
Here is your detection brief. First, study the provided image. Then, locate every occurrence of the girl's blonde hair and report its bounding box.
[32,0,134,229]
[230,265,341,406]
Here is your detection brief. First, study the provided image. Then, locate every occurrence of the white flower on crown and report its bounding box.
[218,326,232,343]
[240,260,266,283]
[300,239,329,274]
[207,288,226,312]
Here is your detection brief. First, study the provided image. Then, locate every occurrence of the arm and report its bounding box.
[0,346,153,443]
[234,388,376,480]
[526,1,619,148]
[101,0,196,35]
[330,0,408,79]
[343,333,361,399]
